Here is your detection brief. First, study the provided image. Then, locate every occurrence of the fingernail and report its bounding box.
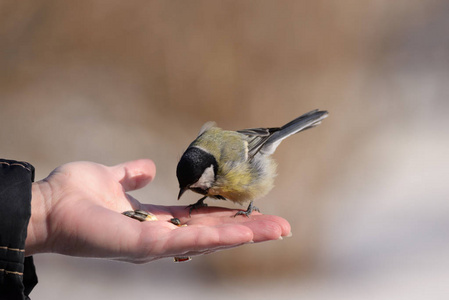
[278,236,283,240]
[285,232,293,238]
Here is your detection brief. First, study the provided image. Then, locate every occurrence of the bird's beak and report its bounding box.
[178,187,187,200]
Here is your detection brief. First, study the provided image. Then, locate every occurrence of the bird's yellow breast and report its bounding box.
[209,157,277,205]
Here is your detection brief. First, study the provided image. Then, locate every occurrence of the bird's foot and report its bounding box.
[187,196,208,216]
[234,201,260,218]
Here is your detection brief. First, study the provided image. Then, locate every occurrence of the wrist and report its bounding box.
[25,180,52,255]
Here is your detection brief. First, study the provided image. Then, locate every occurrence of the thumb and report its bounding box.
[111,159,156,192]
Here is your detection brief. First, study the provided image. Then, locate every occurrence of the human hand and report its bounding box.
[26,160,291,263]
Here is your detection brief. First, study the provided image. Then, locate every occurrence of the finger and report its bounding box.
[116,219,254,261]
[111,159,156,191]
[242,214,292,238]
[166,205,291,238]
[171,241,248,258]
[162,223,254,256]
[178,213,290,242]
[167,205,262,220]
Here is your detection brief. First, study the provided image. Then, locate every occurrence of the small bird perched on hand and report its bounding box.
[176,109,328,217]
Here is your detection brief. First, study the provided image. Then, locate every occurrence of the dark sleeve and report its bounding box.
[0,159,38,300]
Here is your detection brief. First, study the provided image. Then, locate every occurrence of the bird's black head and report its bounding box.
[176,147,218,199]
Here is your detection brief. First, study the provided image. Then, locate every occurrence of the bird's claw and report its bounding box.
[234,201,260,218]
[186,196,208,216]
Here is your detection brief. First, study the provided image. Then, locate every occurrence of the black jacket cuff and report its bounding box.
[0,159,38,300]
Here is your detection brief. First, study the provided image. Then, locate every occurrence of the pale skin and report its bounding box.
[25,159,291,263]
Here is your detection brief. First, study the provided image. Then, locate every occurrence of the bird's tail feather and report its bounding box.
[259,109,328,155]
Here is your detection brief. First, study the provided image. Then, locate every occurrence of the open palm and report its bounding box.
[26,160,291,263]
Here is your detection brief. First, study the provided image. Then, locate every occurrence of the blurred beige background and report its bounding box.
[1,1,448,299]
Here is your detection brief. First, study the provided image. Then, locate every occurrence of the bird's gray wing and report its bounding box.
[237,127,280,159]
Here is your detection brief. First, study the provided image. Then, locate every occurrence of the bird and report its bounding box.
[176,109,328,217]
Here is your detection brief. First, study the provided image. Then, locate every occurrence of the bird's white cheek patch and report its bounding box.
[190,164,215,189]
